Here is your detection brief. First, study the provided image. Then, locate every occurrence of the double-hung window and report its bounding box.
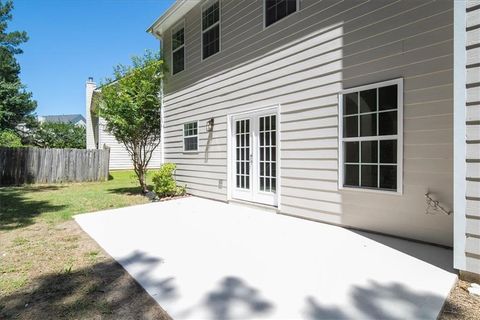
[265,0,298,27]
[183,122,198,152]
[339,79,403,193]
[171,21,185,75]
[202,0,220,60]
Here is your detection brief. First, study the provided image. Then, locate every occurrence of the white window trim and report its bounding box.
[171,19,186,76]
[263,0,301,30]
[338,78,404,195]
[183,121,199,153]
[201,0,221,61]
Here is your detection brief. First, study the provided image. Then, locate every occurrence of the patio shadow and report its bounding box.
[204,276,274,320]
[305,280,446,319]
[352,230,455,273]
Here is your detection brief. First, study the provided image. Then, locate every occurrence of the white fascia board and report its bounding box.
[146,0,200,38]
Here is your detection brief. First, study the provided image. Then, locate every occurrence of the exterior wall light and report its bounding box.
[206,118,214,132]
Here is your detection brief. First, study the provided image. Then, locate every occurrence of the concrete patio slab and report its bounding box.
[75,197,457,319]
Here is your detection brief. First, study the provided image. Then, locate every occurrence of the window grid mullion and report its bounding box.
[203,21,219,33]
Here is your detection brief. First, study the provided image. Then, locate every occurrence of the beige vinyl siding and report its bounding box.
[465,0,480,273]
[98,119,162,170]
[161,0,453,245]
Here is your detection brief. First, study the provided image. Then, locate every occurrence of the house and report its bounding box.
[142,0,480,279]
[85,78,162,170]
[38,114,86,127]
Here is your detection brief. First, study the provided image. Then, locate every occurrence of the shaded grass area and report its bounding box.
[0,221,170,319]
[0,171,169,319]
[0,170,153,230]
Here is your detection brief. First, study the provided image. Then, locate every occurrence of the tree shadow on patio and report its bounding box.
[0,250,172,319]
[204,276,274,320]
[0,186,66,230]
[305,280,447,319]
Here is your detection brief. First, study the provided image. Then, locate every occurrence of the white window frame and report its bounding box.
[338,78,403,195]
[263,0,301,29]
[183,121,199,153]
[201,0,221,61]
[171,19,185,76]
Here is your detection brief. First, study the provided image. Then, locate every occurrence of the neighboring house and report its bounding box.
[85,78,162,170]
[39,114,86,127]
[143,0,479,279]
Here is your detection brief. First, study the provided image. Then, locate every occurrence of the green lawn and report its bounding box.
[0,170,153,230]
[0,170,170,319]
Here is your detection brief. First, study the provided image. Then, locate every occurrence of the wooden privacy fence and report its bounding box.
[0,147,110,186]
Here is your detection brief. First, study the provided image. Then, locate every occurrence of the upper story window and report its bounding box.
[202,0,220,60]
[265,0,297,27]
[183,121,199,152]
[171,21,185,75]
[339,79,403,194]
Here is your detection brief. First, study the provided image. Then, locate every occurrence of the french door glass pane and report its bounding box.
[259,115,276,193]
[235,119,250,190]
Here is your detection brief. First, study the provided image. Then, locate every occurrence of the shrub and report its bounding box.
[0,130,22,147]
[152,163,186,198]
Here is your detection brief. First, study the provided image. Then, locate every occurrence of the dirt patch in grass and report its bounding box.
[440,279,480,320]
[0,220,170,319]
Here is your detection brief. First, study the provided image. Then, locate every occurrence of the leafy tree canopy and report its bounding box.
[29,122,86,149]
[0,0,36,133]
[97,51,163,193]
[0,129,21,147]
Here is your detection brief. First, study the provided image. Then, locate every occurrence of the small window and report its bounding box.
[339,79,403,193]
[202,0,220,60]
[265,0,297,27]
[183,122,198,152]
[171,21,185,75]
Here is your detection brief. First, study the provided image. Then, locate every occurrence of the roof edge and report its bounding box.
[146,0,200,37]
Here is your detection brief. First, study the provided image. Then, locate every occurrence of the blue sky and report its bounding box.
[9,0,174,117]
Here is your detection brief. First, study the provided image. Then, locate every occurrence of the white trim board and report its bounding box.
[453,0,467,271]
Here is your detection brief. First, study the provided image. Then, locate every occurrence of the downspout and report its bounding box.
[159,37,165,165]
[160,74,165,165]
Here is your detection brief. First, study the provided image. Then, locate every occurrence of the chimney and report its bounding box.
[86,77,97,149]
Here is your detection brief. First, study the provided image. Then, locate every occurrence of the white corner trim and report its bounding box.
[453,0,467,271]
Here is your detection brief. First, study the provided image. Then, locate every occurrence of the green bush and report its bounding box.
[152,163,186,198]
[0,130,22,147]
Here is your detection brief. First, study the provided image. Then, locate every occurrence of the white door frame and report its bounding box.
[227,105,280,207]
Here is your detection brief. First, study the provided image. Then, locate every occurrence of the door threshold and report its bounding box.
[228,199,278,213]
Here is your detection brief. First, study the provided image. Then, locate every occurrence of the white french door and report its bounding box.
[231,109,278,206]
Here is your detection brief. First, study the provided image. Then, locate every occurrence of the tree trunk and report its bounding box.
[137,168,148,194]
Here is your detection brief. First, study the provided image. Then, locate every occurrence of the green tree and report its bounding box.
[97,51,163,193]
[30,122,86,149]
[0,129,21,147]
[0,0,36,132]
